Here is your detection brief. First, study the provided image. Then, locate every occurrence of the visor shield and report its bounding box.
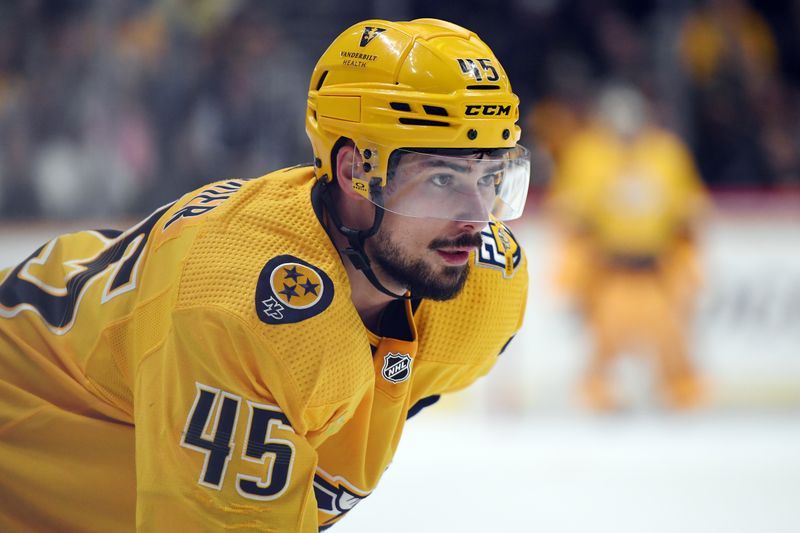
[354,144,531,222]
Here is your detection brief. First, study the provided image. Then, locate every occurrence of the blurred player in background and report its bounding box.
[546,84,709,411]
[0,19,529,531]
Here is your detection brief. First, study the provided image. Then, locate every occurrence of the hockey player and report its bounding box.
[0,19,529,531]
[547,84,708,411]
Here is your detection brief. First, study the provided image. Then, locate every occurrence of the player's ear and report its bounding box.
[334,143,365,200]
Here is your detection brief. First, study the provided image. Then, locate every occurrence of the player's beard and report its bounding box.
[367,230,482,301]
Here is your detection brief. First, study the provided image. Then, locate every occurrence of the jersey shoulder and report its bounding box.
[172,167,374,435]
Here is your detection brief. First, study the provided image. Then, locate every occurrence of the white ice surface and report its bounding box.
[336,411,800,533]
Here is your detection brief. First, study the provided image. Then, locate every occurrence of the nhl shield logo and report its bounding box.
[381,352,412,384]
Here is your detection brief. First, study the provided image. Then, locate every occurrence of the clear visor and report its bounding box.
[354,144,531,222]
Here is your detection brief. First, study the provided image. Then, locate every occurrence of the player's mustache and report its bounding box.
[428,232,483,250]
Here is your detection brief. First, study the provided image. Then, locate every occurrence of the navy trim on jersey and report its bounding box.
[406,394,441,419]
[498,335,515,357]
[377,298,413,341]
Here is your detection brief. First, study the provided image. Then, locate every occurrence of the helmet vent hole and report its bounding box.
[315,71,329,90]
[423,105,448,117]
[465,84,500,90]
[390,102,412,112]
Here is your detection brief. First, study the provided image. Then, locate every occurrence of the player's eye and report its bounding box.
[429,173,454,188]
[477,173,498,188]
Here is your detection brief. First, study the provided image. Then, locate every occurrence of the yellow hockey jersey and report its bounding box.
[0,166,527,532]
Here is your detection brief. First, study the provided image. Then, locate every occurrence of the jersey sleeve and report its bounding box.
[133,307,320,531]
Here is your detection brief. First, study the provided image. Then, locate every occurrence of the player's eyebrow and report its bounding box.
[419,159,504,174]
[482,162,505,174]
[419,159,470,173]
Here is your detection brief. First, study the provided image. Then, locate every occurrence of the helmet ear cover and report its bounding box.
[329,137,386,204]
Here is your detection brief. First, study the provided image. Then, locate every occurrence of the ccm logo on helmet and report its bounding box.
[465,104,512,116]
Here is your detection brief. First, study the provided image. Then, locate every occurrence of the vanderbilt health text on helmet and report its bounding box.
[306,18,530,222]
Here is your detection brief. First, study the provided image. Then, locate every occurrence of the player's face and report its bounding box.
[364,155,485,300]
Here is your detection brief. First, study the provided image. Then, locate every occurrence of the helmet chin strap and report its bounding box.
[318,178,412,300]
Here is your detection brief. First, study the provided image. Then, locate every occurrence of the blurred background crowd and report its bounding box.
[0,0,798,220]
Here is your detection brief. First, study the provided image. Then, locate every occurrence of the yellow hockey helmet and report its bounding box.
[306,18,530,222]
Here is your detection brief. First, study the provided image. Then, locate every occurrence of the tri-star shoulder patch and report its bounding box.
[255,255,334,325]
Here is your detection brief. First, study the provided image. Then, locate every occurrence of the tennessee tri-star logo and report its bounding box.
[255,255,334,325]
[270,263,323,310]
[359,26,386,47]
